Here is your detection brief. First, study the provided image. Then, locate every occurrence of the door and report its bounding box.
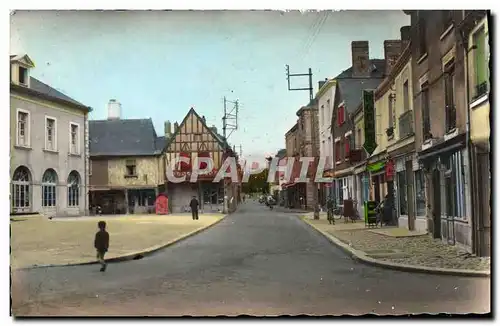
[432,168,441,239]
[477,151,491,256]
[405,160,415,230]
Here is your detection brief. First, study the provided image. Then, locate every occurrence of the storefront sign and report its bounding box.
[363,90,377,156]
[385,159,395,181]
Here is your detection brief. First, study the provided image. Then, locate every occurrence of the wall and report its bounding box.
[10,92,87,216]
[374,90,391,153]
[107,156,162,187]
[411,11,467,151]
[317,82,336,169]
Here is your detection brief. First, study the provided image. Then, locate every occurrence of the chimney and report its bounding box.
[351,41,370,77]
[107,99,121,120]
[384,40,404,76]
[202,115,206,124]
[400,25,411,47]
[174,122,179,133]
[318,78,328,90]
[210,125,218,134]
[164,120,171,137]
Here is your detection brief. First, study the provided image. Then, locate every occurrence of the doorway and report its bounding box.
[431,168,441,239]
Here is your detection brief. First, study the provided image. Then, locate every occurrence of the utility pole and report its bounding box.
[222,96,239,214]
[285,65,313,101]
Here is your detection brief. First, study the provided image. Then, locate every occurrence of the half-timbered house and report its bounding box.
[164,108,241,213]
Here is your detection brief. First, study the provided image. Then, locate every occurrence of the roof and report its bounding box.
[11,76,90,112]
[89,118,165,157]
[334,59,386,80]
[276,148,287,158]
[337,77,385,114]
[164,107,232,152]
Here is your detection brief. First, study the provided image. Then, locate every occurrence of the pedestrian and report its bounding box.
[190,196,199,220]
[327,197,334,225]
[94,220,109,272]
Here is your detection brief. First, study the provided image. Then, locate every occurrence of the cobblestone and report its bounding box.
[305,218,490,271]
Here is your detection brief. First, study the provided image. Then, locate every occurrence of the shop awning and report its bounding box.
[367,161,385,173]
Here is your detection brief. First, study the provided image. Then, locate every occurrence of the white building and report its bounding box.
[316,79,336,203]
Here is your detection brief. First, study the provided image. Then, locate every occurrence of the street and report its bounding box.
[12,201,490,316]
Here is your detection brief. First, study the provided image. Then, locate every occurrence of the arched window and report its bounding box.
[12,166,31,209]
[42,169,58,207]
[67,171,80,207]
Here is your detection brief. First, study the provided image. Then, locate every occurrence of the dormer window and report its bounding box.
[19,66,28,85]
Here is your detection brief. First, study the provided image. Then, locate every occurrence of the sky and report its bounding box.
[10,10,409,165]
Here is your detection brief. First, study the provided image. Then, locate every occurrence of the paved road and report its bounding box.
[12,201,490,316]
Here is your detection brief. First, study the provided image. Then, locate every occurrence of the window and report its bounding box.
[337,105,345,126]
[403,80,410,112]
[67,171,80,207]
[444,151,466,218]
[418,14,427,58]
[441,10,453,32]
[357,128,362,149]
[18,66,27,85]
[397,171,407,215]
[388,95,394,129]
[321,105,325,125]
[16,110,29,147]
[473,26,488,99]
[414,170,426,216]
[70,123,79,154]
[444,60,456,131]
[42,169,57,207]
[421,82,431,140]
[126,159,137,176]
[344,136,351,160]
[335,140,341,163]
[45,117,57,151]
[11,166,31,210]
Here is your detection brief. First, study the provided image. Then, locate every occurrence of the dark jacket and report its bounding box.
[94,230,109,252]
[190,198,199,211]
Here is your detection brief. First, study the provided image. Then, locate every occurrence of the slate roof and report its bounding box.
[29,77,86,107]
[89,118,165,157]
[334,59,386,114]
[337,78,385,114]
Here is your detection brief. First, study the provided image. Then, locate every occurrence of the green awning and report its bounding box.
[367,161,385,173]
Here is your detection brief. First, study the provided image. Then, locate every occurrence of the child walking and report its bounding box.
[94,220,109,272]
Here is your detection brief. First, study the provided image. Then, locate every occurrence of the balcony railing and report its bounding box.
[445,105,457,132]
[474,81,488,100]
[398,110,414,139]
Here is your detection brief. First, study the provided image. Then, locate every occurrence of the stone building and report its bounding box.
[458,10,490,256]
[405,10,472,251]
[88,100,165,214]
[295,101,320,210]
[10,54,91,217]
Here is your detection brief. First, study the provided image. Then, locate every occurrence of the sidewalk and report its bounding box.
[11,214,225,269]
[301,214,490,276]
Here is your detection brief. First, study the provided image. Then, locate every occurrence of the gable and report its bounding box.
[166,109,225,153]
[11,54,35,68]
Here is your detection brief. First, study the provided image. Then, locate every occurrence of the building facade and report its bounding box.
[295,102,320,210]
[282,123,301,208]
[458,10,490,256]
[88,101,165,215]
[317,79,337,205]
[10,54,91,217]
[330,41,388,209]
[407,10,472,251]
[163,108,240,214]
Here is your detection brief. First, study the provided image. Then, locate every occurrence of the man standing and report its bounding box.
[190,196,199,220]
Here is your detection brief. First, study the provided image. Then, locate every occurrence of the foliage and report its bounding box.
[242,168,270,194]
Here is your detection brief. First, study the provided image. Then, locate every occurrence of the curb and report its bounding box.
[17,215,228,270]
[299,217,490,278]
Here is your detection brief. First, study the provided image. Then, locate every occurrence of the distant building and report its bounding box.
[10,54,91,216]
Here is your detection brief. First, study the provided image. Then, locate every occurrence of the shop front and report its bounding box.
[418,133,472,251]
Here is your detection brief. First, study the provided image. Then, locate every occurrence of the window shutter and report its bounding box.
[337,108,341,126]
[345,136,350,158]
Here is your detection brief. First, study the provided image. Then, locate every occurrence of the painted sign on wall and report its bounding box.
[362,90,377,156]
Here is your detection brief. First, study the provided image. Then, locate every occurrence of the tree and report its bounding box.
[242,168,270,194]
